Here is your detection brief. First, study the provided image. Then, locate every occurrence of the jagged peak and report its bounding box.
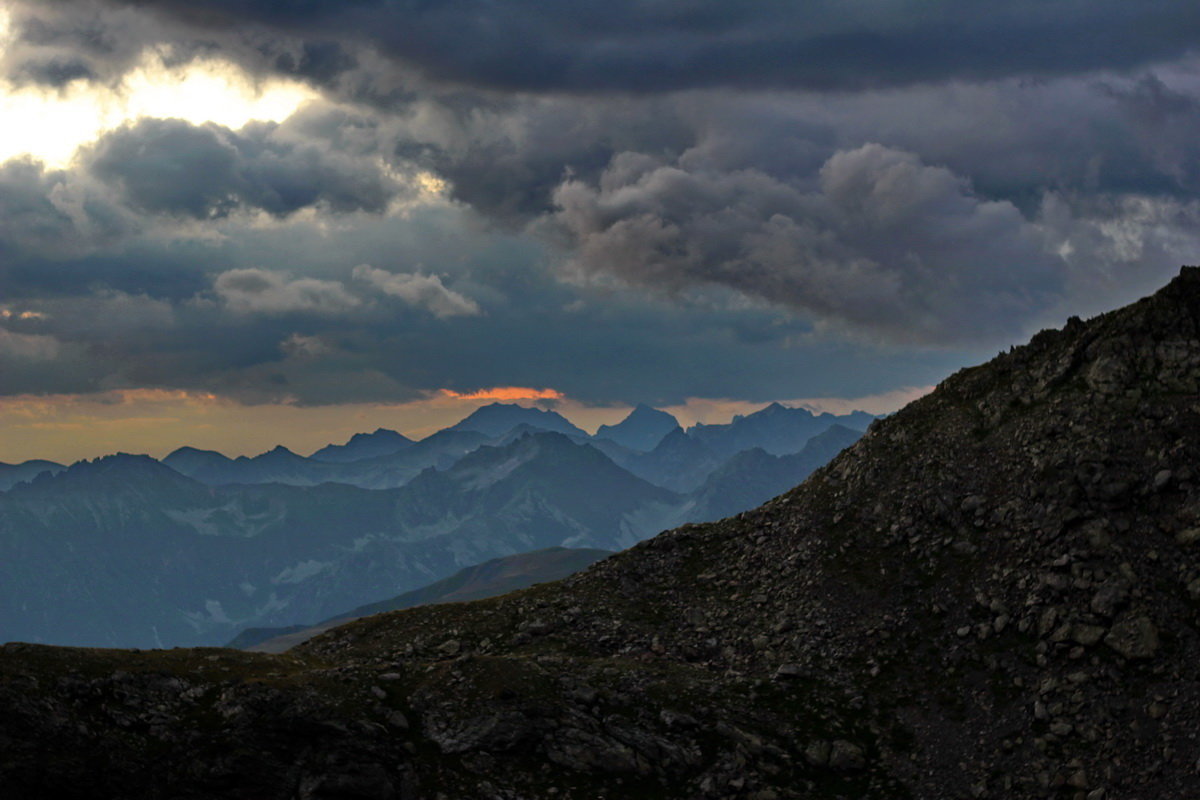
[90,452,159,466]
[234,445,301,464]
[33,452,187,489]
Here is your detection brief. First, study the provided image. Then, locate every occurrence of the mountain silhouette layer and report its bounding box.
[5,269,1199,797]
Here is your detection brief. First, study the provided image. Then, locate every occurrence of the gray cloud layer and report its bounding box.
[1,1,1200,409]
[48,0,1200,93]
[87,117,404,219]
[549,144,1062,343]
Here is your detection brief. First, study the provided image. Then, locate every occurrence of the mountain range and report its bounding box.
[3,268,1197,798]
[0,400,866,648]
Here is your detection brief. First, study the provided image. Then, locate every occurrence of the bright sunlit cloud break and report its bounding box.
[0,10,316,167]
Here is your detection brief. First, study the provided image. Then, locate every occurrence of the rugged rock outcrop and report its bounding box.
[3,267,1200,799]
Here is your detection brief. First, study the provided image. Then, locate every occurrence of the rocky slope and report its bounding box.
[2,268,1200,799]
[231,547,613,653]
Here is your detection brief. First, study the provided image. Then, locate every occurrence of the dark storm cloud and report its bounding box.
[547,144,1063,343]
[0,172,974,408]
[68,0,1200,93]
[0,158,132,258]
[0,1,361,93]
[1,1,175,87]
[2,0,1200,411]
[0,109,408,290]
[396,95,696,223]
[85,117,405,219]
[1095,74,1200,191]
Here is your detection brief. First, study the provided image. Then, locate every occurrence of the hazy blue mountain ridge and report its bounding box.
[616,427,722,493]
[0,436,684,648]
[149,400,869,493]
[680,424,864,523]
[688,402,872,459]
[164,429,491,489]
[0,403,869,649]
[309,428,413,463]
[0,459,66,491]
[594,403,681,451]
[447,402,588,438]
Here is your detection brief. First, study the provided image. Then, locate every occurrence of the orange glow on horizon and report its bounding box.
[439,387,566,401]
[0,385,926,465]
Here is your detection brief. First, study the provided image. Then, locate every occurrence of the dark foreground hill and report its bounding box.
[3,268,1200,799]
[229,547,613,653]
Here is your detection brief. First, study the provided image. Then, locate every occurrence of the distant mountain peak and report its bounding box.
[448,402,587,439]
[749,401,806,418]
[35,451,193,491]
[594,404,680,452]
[310,428,412,463]
[93,452,159,466]
[253,445,301,460]
[166,445,215,457]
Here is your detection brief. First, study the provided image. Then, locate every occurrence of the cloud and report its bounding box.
[85,117,404,219]
[213,268,360,315]
[0,1,162,88]
[3,1,1200,421]
[549,144,1063,343]
[1095,74,1200,191]
[280,332,334,359]
[0,328,60,361]
[0,0,359,92]
[353,264,480,318]
[0,157,133,257]
[48,0,1200,94]
[0,106,416,267]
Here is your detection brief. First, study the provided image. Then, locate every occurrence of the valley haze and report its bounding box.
[0,400,869,649]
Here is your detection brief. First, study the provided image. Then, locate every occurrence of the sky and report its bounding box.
[0,1,1198,463]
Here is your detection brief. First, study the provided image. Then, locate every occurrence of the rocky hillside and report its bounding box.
[2,268,1200,799]
[231,547,613,653]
